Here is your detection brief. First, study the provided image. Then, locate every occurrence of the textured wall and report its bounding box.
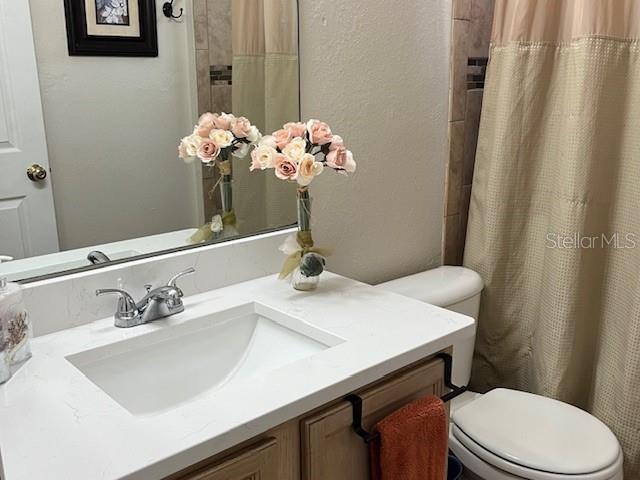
[29,1,201,250]
[299,0,451,284]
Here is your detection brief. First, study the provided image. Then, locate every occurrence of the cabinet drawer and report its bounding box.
[301,357,446,480]
[178,437,279,480]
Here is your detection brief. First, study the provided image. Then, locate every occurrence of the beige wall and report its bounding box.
[29,1,201,250]
[299,0,451,284]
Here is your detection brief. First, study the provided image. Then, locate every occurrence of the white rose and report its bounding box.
[344,150,356,173]
[296,153,324,186]
[231,142,250,158]
[209,129,234,148]
[250,145,278,170]
[259,135,277,149]
[247,125,261,143]
[182,134,203,157]
[283,137,307,162]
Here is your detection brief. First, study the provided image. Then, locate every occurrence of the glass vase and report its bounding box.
[292,188,321,291]
[218,160,238,238]
[220,173,233,216]
[291,266,320,291]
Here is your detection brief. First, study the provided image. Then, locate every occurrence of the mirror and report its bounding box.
[0,0,299,282]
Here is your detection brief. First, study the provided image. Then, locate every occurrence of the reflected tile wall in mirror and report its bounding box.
[193,0,299,234]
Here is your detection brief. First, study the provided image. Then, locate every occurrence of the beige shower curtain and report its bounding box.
[231,0,298,232]
[464,0,640,476]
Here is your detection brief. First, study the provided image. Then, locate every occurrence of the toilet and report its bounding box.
[376,266,624,480]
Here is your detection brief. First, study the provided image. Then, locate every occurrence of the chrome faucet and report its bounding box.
[87,250,111,265]
[96,267,195,328]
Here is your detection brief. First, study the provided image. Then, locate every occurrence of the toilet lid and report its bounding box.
[452,389,620,475]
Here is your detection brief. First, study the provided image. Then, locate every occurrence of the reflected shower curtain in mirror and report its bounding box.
[464,0,640,476]
[231,0,298,232]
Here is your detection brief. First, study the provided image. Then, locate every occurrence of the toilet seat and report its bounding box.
[450,425,623,480]
[449,389,623,480]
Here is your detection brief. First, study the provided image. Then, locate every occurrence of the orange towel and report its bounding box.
[370,395,448,480]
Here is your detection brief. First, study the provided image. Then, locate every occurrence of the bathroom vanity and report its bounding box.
[0,272,474,480]
[166,355,445,480]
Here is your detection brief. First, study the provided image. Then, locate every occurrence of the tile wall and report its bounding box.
[443,0,494,265]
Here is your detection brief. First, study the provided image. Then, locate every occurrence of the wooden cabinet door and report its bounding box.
[181,438,278,480]
[301,357,446,480]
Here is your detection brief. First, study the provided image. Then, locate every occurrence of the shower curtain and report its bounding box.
[231,0,298,232]
[464,0,640,476]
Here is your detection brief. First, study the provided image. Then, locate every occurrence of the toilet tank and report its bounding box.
[376,266,483,386]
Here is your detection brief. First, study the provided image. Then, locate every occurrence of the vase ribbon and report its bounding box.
[189,224,213,244]
[217,160,232,176]
[278,230,332,279]
[189,209,237,244]
[222,210,236,226]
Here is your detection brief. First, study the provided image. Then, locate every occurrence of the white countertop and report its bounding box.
[0,273,474,480]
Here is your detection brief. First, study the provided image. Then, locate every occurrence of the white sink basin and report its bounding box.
[66,303,343,415]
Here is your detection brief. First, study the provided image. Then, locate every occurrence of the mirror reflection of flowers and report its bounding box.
[250,120,356,290]
[178,112,262,243]
[178,112,261,166]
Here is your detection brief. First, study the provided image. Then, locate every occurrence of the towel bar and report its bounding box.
[345,352,467,444]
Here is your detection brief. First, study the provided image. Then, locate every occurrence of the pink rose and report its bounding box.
[326,146,356,173]
[196,113,217,137]
[306,119,333,145]
[213,112,235,130]
[275,153,298,180]
[273,129,293,150]
[329,135,344,150]
[197,138,220,162]
[231,117,252,138]
[284,122,307,138]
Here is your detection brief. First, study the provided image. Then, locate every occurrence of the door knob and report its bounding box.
[26,164,47,182]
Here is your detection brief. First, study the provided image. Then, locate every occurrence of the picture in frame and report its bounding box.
[63,0,158,57]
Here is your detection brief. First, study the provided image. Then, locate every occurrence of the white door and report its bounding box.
[0,0,59,259]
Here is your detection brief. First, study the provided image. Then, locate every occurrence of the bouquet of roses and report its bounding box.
[249,119,355,184]
[178,112,261,166]
[178,112,261,243]
[249,119,356,289]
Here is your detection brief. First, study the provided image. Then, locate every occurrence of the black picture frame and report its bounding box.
[64,0,158,57]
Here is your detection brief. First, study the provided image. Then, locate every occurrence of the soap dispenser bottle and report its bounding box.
[0,263,32,384]
[0,276,13,384]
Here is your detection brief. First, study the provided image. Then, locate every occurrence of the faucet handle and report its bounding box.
[167,267,195,291]
[96,288,138,318]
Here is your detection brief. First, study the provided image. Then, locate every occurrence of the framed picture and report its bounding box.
[63,0,158,57]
